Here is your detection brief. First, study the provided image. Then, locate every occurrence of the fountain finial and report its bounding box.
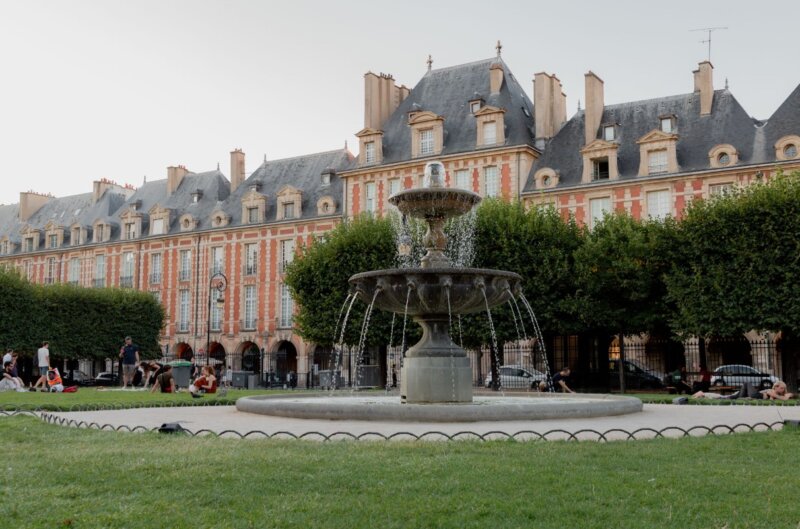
[423,161,445,188]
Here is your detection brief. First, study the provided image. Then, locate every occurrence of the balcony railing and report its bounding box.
[120,276,134,288]
[149,272,162,284]
[93,278,106,288]
[179,269,191,282]
[243,263,257,276]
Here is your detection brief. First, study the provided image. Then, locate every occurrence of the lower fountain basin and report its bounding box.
[349,267,522,315]
[236,393,643,422]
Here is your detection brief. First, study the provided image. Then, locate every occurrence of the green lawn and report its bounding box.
[0,387,286,411]
[1,414,799,528]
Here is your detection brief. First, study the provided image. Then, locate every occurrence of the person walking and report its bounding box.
[32,342,50,391]
[119,336,140,390]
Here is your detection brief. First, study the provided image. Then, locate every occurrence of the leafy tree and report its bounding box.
[285,215,402,348]
[666,172,800,338]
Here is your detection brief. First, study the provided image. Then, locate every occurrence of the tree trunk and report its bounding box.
[618,332,626,394]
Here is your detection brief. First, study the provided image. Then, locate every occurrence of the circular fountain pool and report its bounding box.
[236,393,643,422]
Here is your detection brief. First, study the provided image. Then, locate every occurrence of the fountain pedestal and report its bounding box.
[400,316,472,403]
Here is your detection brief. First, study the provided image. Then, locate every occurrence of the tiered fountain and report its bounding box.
[349,161,519,404]
[237,162,642,422]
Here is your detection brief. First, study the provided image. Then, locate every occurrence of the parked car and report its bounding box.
[484,365,548,389]
[63,370,95,386]
[608,360,664,389]
[94,372,119,386]
[710,364,778,389]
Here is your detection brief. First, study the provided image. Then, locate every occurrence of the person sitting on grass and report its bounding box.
[2,362,26,392]
[46,368,64,393]
[149,365,175,394]
[189,366,217,398]
[692,381,794,401]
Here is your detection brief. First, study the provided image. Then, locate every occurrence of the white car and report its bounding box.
[710,364,778,389]
[484,365,548,389]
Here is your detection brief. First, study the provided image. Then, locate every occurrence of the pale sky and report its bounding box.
[0,0,797,205]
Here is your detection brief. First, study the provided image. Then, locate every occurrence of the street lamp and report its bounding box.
[206,272,228,367]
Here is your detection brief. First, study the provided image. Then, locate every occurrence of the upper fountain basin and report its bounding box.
[349,267,522,316]
[389,187,481,219]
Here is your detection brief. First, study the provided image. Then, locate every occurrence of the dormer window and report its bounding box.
[648,150,668,175]
[282,202,295,219]
[151,218,165,235]
[24,238,34,252]
[660,116,675,133]
[48,234,58,249]
[785,144,798,159]
[717,152,731,166]
[470,100,482,113]
[365,142,376,164]
[708,144,739,169]
[775,135,800,161]
[419,129,434,156]
[125,223,136,240]
[603,125,616,141]
[247,207,259,223]
[592,158,610,180]
[191,190,203,203]
[482,121,497,145]
[321,170,332,186]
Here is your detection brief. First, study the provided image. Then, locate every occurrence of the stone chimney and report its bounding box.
[534,72,567,142]
[490,63,504,94]
[92,178,125,204]
[230,149,245,192]
[584,71,605,146]
[19,191,50,222]
[693,61,714,115]
[167,165,189,195]
[364,72,409,130]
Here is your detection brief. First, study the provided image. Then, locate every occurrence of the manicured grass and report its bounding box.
[1,415,799,528]
[0,387,287,411]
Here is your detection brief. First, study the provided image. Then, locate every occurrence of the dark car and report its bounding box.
[608,360,664,390]
[710,364,778,389]
[63,370,95,387]
[94,372,120,386]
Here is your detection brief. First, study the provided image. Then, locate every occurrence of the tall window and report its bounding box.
[455,169,470,190]
[68,258,80,284]
[365,142,375,164]
[389,178,401,197]
[483,121,497,145]
[365,182,376,213]
[94,255,106,287]
[648,150,668,175]
[589,197,612,229]
[244,243,257,275]
[709,183,734,197]
[280,283,293,328]
[121,252,134,287]
[420,129,434,156]
[243,285,257,329]
[46,258,57,284]
[211,294,222,332]
[210,247,224,274]
[151,218,164,235]
[646,190,671,220]
[179,249,191,281]
[484,166,499,197]
[150,253,162,283]
[178,290,190,332]
[280,239,295,273]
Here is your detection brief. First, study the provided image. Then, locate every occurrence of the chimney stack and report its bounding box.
[230,149,245,192]
[693,61,714,115]
[364,72,409,130]
[534,72,567,143]
[490,63,504,94]
[584,71,605,146]
[19,191,50,222]
[167,165,189,195]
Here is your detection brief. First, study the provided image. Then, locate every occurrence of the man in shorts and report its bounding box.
[119,336,140,389]
[32,341,50,391]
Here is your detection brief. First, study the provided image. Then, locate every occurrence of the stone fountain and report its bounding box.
[236,161,642,422]
[349,161,520,404]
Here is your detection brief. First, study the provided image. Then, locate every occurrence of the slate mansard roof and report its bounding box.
[525,85,800,192]
[378,57,536,164]
[0,148,354,252]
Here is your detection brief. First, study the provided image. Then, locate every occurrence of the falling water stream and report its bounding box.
[353,288,381,391]
[482,288,504,396]
[519,293,554,392]
[330,293,359,394]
